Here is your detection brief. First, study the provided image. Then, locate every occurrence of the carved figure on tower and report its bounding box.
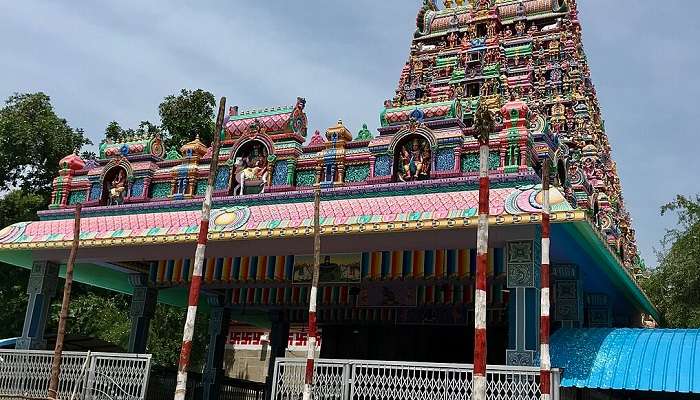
[108,169,127,206]
[399,138,431,182]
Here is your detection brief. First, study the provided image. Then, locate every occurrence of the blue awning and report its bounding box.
[551,328,700,394]
[0,337,17,348]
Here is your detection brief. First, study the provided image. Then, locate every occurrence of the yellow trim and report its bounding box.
[0,210,586,250]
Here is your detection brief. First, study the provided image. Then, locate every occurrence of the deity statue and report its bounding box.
[108,169,127,206]
[399,138,431,182]
[233,143,269,195]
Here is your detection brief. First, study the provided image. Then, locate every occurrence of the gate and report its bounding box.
[271,358,561,400]
[0,350,151,400]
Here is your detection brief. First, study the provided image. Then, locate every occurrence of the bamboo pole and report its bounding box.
[174,97,227,400]
[540,161,552,400]
[302,176,321,400]
[48,203,82,400]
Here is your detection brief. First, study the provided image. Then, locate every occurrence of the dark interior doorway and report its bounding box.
[320,324,508,365]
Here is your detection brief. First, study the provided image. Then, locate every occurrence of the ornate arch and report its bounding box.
[230,133,275,161]
[387,124,438,155]
[100,157,134,183]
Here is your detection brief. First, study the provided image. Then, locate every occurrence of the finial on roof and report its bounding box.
[356,123,373,141]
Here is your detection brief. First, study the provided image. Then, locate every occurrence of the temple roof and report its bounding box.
[552,328,700,394]
[0,185,574,250]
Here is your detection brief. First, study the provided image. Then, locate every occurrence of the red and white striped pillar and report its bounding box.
[302,181,322,400]
[473,140,490,400]
[540,160,552,399]
[174,97,227,400]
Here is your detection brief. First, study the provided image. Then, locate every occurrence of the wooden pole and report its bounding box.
[174,97,227,400]
[540,160,552,400]
[302,177,321,400]
[48,203,82,400]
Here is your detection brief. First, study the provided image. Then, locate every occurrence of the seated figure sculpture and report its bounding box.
[233,143,269,195]
[398,138,431,182]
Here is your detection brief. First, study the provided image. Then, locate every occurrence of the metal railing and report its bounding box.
[271,358,561,400]
[0,350,151,400]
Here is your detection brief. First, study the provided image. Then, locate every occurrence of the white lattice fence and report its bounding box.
[0,350,151,400]
[271,358,560,400]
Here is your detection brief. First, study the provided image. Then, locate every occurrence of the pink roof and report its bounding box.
[0,186,572,246]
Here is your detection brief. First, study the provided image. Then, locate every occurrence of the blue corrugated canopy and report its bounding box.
[551,328,700,394]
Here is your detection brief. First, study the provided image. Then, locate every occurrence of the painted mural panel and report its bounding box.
[292,254,361,284]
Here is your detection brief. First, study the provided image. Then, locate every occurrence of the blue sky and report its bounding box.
[0,1,697,265]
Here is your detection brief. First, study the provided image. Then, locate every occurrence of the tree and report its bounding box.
[0,93,91,197]
[105,121,124,142]
[159,89,216,149]
[642,195,700,327]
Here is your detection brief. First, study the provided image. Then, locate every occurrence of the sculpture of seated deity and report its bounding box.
[233,143,269,195]
[398,138,431,182]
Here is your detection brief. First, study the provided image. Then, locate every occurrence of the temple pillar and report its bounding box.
[127,274,157,353]
[286,159,296,186]
[453,146,461,173]
[202,295,231,400]
[551,264,583,329]
[16,261,59,350]
[505,238,541,366]
[265,311,290,399]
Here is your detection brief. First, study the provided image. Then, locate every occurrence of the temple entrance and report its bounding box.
[320,323,508,365]
[393,134,432,182]
[230,140,270,195]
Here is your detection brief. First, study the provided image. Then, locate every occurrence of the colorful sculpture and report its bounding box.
[399,138,431,181]
[107,169,127,206]
[232,143,269,196]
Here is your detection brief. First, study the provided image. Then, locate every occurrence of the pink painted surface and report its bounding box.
[0,186,572,245]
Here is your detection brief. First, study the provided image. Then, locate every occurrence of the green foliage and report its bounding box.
[0,266,29,338]
[50,291,132,349]
[0,190,46,228]
[105,121,123,142]
[641,195,700,327]
[146,303,208,369]
[159,89,216,150]
[0,93,91,196]
[103,120,161,143]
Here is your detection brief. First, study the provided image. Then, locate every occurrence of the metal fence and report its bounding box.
[0,350,151,400]
[271,358,561,400]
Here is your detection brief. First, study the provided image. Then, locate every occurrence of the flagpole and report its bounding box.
[302,173,322,400]
[174,97,227,400]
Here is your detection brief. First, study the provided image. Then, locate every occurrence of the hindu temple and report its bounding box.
[0,1,696,399]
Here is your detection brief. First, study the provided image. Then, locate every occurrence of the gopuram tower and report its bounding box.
[389,0,639,268]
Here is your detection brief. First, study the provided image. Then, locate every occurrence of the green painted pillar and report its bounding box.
[286,159,296,186]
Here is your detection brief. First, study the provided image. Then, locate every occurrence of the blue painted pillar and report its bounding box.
[16,261,59,350]
[551,264,583,329]
[127,274,157,353]
[505,237,541,366]
[202,295,231,400]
